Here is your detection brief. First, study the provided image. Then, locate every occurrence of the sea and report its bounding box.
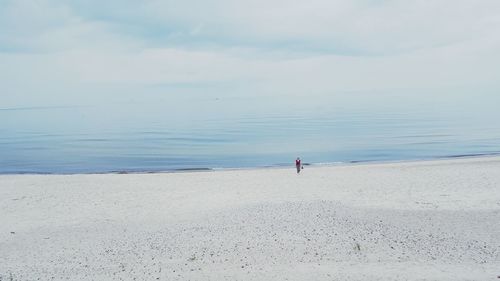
[1,89,499,174]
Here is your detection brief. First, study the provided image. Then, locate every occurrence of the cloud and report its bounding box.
[5,0,499,55]
[1,0,500,109]
[0,0,141,52]
[89,0,500,55]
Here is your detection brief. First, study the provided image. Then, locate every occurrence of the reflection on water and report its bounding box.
[1,92,500,174]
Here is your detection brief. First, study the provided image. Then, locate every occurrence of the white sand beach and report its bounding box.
[1,156,499,281]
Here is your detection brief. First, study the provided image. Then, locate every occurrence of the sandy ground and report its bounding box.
[1,157,500,280]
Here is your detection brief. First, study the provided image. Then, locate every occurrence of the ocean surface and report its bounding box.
[1,90,499,174]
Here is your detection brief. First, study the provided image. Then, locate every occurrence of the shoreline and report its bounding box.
[1,154,499,280]
[2,151,500,176]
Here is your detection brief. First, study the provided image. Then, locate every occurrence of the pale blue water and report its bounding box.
[1,90,499,174]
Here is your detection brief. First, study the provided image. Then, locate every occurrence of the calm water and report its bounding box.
[1,90,500,174]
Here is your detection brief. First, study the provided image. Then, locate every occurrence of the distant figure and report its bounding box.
[295,157,302,174]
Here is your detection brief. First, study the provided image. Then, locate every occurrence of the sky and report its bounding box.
[1,0,500,109]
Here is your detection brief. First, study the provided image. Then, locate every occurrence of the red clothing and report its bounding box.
[296,159,301,166]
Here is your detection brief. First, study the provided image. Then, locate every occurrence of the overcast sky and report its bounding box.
[1,0,500,108]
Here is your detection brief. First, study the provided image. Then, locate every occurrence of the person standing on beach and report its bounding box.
[295,157,302,174]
